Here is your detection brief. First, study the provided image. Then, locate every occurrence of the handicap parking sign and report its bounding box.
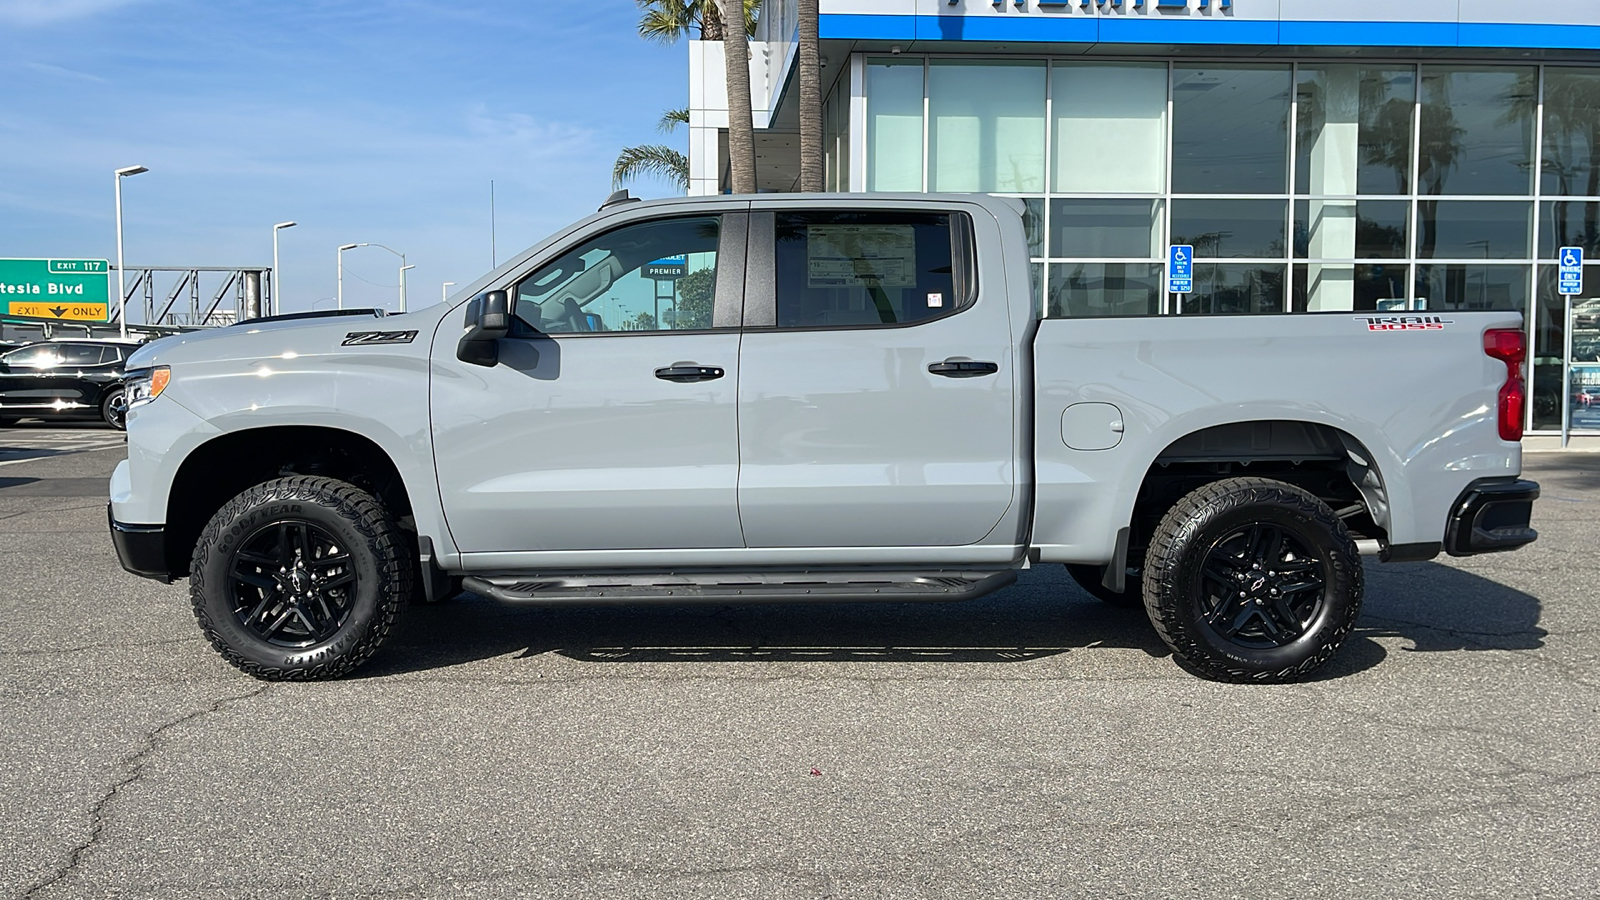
[1169,245,1193,294]
[1560,247,1584,296]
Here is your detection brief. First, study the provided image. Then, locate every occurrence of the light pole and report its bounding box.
[114,165,149,339]
[272,221,296,316]
[337,243,358,309]
[441,282,456,303]
[342,242,407,311]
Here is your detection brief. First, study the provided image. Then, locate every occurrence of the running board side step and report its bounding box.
[461,570,1018,605]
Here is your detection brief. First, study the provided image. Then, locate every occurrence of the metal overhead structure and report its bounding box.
[110,265,274,329]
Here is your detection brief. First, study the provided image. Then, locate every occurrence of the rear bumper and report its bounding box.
[108,504,172,583]
[1444,478,1540,557]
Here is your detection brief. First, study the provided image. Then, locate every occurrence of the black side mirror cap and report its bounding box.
[457,290,510,367]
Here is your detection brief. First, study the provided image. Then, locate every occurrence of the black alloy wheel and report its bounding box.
[1196,522,1326,649]
[1142,477,1362,683]
[229,520,356,647]
[101,388,127,430]
[190,476,409,680]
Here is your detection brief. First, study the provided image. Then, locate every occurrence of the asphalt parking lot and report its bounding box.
[1,424,1596,899]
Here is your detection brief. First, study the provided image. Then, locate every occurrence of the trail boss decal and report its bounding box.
[342,330,418,346]
[1355,316,1454,332]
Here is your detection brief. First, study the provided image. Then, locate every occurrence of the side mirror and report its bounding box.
[457,290,510,367]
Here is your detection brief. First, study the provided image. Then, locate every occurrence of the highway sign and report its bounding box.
[1169,245,1194,294]
[0,258,110,321]
[1560,246,1584,296]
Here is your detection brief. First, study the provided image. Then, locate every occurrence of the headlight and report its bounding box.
[124,366,170,409]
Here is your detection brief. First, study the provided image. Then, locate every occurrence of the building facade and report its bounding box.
[689,0,1600,435]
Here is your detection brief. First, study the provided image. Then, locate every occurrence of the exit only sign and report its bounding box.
[0,258,111,321]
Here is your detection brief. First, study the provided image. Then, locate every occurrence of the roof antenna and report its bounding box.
[600,189,641,211]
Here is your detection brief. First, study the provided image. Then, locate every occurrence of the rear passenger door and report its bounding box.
[735,204,1017,548]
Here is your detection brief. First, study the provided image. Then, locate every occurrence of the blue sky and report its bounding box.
[0,0,689,313]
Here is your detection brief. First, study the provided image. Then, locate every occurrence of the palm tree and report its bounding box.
[635,0,760,194]
[614,108,692,192]
[797,0,823,192]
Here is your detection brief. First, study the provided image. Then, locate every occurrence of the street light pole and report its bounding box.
[399,265,415,313]
[341,243,408,311]
[272,221,296,316]
[337,243,358,309]
[441,282,456,303]
[113,165,149,339]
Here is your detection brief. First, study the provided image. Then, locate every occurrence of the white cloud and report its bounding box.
[21,61,106,82]
[0,0,144,25]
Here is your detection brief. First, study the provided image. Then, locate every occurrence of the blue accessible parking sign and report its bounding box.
[1169,245,1193,294]
[1560,247,1584,296]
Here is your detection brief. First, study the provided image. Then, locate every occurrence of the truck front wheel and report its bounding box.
[1142,477,1363,683]
[189,476,410,680]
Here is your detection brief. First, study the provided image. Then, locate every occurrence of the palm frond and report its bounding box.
[637,0,695,43]
[657,107,690,134]
[613,144,690,192]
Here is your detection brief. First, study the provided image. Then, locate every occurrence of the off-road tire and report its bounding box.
[1064,563,1141,608]
[1142,477,1363,683]
[189,476,410,680]
[100,388,127,430]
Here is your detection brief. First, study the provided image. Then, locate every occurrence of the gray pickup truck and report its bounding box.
[109,193,1539,683]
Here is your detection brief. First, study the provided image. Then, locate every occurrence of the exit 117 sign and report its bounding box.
[0,258,111,321]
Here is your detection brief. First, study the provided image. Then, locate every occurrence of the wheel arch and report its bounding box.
[163,425,417,579]
[1125,418,1394,562]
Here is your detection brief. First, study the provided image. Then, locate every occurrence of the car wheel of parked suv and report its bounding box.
[1142,477,1363,684]
[101,388,127,430]
[189,476,410,680]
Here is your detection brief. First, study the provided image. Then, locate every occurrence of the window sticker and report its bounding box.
[927,292,944,308]
[807,225,917,288]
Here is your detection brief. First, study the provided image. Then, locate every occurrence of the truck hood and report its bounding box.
[126,308,446,370]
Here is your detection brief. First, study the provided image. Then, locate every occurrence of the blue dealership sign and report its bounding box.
[1560,247,1584,296]
[1169,245,1193,294]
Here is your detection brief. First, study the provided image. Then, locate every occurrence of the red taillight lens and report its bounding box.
[1484,328,1527,442]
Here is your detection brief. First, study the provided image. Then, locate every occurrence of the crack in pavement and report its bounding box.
[21,684,272,899]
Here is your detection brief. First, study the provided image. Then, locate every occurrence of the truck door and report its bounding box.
[430,211,749,553]
[735,206,1017,548]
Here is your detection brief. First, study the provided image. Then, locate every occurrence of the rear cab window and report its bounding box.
[771,211,975,329]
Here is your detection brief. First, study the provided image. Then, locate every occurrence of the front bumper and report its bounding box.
[108,504,172,583]
[1444,478,1540,557]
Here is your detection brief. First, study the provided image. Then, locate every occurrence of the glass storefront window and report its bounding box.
[1182,265,1287,315]
[1049,199,1161,258]
[1539,201,1600,258]
[1414,265,1529,311]
[1171,199,1286,259]
[1416,201,1532,259]
[1292,263,1411,312]
[1541,68,1600,198]
[929,60,1045,193]
[1294,200,1409,259]
[1048,263,1163,318]
[1296,66,1416,196]
[866,59,924,192]
[1022,198,1044,259]
[1530,268,1600,430]
[1053,62,1166,194]
[1419,66,1537,197]
[1172,66,1291,194]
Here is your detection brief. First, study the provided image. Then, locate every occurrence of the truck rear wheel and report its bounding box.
[1142,477,1362,683]
[189,476,410,680]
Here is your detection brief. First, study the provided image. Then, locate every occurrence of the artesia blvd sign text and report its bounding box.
[0,259,110,322]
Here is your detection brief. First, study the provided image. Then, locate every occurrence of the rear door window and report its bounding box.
[772,211,973,329]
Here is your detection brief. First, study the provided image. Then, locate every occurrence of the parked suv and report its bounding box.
[0,338,140,429]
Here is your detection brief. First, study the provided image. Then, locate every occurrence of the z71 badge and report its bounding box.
[342,330,418,346]
[1355,315,1454,332]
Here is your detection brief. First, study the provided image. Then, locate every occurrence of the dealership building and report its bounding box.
[685,0,1600,436]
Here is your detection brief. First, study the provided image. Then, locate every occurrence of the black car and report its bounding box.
[0,339,140,429]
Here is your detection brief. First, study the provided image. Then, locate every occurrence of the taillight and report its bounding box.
[1483,328,1526,442]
